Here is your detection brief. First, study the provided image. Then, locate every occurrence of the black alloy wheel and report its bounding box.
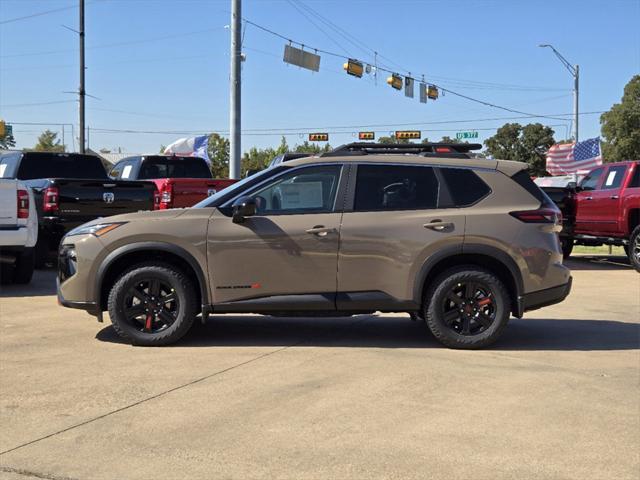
[441,282,496,336]
[123,278,179,333]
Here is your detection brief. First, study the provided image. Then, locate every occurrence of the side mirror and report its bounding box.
[566,181,578,192]
[232,196,257,223]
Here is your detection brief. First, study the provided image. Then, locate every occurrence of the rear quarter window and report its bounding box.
[511,169,555,206]
[438,168,491,207]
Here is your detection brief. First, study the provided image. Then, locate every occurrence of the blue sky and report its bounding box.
[1,0,639,154]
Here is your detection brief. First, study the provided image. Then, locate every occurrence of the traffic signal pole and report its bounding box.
[229,0,241,179]
[573,65,579,143]
[79,0,86,153]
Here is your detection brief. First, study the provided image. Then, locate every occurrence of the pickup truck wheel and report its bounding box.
[424,267,510,349]
[561,237,574,259]
[108,263,197,346]
[12,249,35,284]
[629,226,640,272]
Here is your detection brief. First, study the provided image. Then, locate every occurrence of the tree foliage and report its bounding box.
[0,131,16,149]
[207,133,230,178]
[600,75,640,161]
[484,123,555,176]
[33,129,65,152]
[239,137,332,176]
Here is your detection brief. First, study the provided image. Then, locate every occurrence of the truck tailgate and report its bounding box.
[54,179,156,224]
[0,180,17,227]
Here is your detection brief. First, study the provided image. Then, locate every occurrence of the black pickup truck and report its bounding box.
[0,151,156,265]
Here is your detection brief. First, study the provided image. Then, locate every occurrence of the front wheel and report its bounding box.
[424,267,511,349]
[629,226,640,272]
[108,263,198,346]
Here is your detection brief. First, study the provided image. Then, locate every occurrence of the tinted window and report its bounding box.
[601,165,627,190]
[630,164,640,188]
[16,153,107,180]
[248,165,342,215]
[510,170,545,202]
[0,152,21,178]
[355,164,438,211]
[440,168,491,207]
[580,167,604,191]
[138,157,211,179]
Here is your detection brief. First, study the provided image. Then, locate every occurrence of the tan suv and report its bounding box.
[58,143,572,349]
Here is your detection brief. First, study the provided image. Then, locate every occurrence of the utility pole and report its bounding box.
[229,0,241,179]
[79,0,86,153]
[539,44,579,142]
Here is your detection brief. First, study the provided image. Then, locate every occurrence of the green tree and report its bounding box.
[438,136,462,144]
[33,129,65,152]
[378,136,409,144]
[0,132,16,149]
[207,133,229,178]
[600,75,640,161]
[294,140,332,154]
[484,123,555,176]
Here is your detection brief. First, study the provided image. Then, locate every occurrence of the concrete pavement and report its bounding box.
[0,255,638,480]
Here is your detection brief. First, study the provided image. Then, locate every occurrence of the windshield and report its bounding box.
[193,166,285,208]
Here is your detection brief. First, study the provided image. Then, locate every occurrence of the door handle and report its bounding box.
[585,196,593,200]
[423,220,454,232]
[610,195,619,200]
[305,225,336,237]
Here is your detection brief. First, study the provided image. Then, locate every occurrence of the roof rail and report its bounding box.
[321,142,482,158]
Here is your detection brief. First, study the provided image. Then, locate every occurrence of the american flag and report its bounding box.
[546,137,603,175]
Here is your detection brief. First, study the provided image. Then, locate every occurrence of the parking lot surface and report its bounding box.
[1,255,639,480]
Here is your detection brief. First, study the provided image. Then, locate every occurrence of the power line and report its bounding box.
[0,4,77,25]
[241,17,572,121]
[0,100,77,108]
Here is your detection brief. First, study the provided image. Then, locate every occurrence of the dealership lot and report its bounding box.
[0,255,638,480]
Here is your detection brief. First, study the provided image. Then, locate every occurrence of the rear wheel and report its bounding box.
[629,226,640,272]
[560,237,574,259]
[13,249,35,284]
[424,267,510,349]
[108,263,198,346]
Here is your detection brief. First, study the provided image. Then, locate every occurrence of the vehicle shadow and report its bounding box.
[0,268,57,298]
[565,255,633,271]
[95,315,640,351]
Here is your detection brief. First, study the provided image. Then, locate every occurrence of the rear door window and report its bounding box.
[601,165,627,190]
[354,164,438,211]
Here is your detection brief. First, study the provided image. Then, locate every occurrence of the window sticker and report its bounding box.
[0,164,6,177]
[604,171,618,187]
[279,182,323,209]
[122,165,132,179]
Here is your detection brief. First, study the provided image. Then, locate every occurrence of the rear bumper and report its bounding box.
[519,276,572,314]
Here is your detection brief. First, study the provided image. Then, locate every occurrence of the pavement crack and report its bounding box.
[0,465,79,480]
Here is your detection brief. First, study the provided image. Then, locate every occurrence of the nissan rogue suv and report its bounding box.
[57,143,572,349]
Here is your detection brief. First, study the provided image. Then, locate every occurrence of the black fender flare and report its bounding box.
[95,241,209,309]
[413,243,524,315]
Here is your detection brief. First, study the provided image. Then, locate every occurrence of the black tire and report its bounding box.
[424,266,511,349]
[629,225,640,272]
[107,262,198,346]
[34,236,49,269]
[12,249,35,284]
[561,237,574,259]
[409,312,424,322]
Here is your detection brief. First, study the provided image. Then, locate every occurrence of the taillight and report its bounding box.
[158,183,173,209]
[43,186,59,213]
[509,207,561,224]
[17,189,29,219]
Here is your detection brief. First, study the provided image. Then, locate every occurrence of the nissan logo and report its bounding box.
[103,192,115,203]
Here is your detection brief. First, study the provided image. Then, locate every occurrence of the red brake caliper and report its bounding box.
[145,314,153,331]
[477,298,492,307]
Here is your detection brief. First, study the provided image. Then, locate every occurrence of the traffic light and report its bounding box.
[386,74,403,90]
[395,130,421,140]
[358,131,375,140]
[427,85,439,100]
[0,120,5,137]
[309,133,329,141]
[343,59,364,78]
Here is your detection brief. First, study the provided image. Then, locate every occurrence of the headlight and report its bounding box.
[66,222,126,238]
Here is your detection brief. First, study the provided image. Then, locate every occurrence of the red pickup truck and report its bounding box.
[539,160,640,270]
[109,155,236,209]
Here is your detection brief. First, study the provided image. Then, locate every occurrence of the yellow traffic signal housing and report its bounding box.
[395,130,421,140]
[387,74,403,90]
[0,120,5,137]
[358,131,375,140]
[427,85,439,100]
[309,133,329,142]
[343,59,364,78]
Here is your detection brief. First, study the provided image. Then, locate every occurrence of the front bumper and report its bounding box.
[57,276,102,320]
[519,276,573,314]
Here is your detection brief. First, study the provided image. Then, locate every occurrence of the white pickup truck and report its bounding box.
[0,179,38,284]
